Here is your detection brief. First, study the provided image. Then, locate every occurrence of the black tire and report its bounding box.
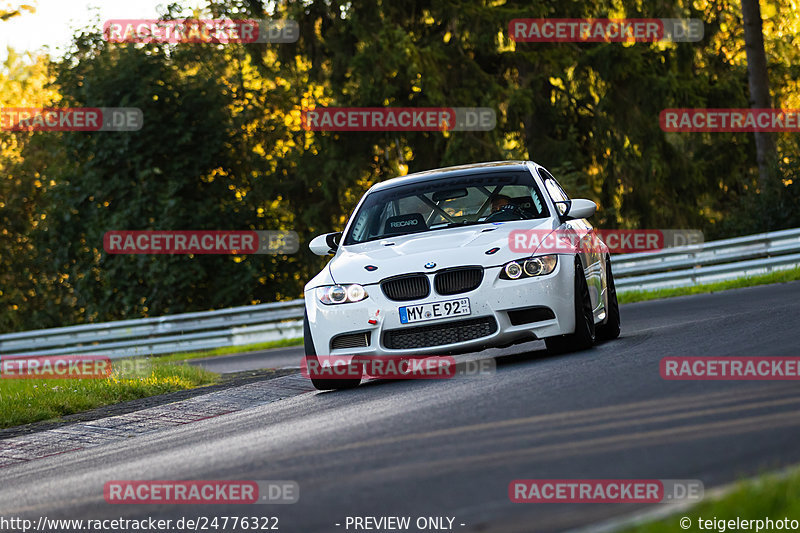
[304,310,361,390]
[595,258,621,341]
[545,260,596,354]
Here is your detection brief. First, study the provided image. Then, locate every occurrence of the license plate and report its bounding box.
[399,298,471,324]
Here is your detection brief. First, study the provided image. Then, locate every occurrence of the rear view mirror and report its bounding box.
[432,188,468,202]
[564,199,597,220]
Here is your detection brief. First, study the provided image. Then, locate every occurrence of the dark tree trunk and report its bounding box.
[741,0,778,189]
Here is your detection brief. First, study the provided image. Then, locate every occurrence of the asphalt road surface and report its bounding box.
[3,282,800,533]
[188,345,305,372]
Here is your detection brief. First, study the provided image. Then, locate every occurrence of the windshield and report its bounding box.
[343,171,549,245]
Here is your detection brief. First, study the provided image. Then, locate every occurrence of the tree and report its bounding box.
[0,49,61,332]
[3,0,799,331]
[741,0,778,188]
[0,1,34,21]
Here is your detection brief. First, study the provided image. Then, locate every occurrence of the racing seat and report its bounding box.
[384,213,428,235]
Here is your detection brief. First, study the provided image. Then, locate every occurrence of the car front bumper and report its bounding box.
[304,258,576,357]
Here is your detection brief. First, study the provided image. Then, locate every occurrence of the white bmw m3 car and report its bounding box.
[303,161,620,389]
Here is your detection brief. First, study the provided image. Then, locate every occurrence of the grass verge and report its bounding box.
[622,467,800,532]
[157,337,303,363]
[0,338,302,430]
[618,266,800,304]
[0,360,218,429]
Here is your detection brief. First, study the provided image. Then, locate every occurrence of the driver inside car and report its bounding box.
[491,194,511,213]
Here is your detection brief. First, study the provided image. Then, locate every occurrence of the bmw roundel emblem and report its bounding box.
[424,262,436,269]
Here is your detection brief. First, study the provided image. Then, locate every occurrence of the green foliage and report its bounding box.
[1,0,799,332]
[709,154,800,238]
[0,2,35,22]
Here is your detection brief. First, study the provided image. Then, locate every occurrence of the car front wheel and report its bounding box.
[545,260,596,354]
[304,310,361,390]
[595,258,621,341]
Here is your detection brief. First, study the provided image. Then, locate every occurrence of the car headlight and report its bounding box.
[346,284,366,301]
[316,284,369,305]
[500,255,558,280]
[504,261,522,279]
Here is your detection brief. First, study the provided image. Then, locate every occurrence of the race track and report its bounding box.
[2,282,800,533]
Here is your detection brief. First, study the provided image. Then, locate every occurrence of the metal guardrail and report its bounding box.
[0,300,305,359]
[2,227,799,358]
[613,227,800,292]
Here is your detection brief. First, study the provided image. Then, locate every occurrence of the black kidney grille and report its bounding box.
[383,316,498,350]
[381,274,430,302]
[434,267,483,295]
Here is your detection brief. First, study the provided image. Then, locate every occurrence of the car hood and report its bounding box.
[328,219,557,285]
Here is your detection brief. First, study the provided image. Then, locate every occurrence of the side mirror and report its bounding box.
[564,199,597,220]
[309,232,342,255]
